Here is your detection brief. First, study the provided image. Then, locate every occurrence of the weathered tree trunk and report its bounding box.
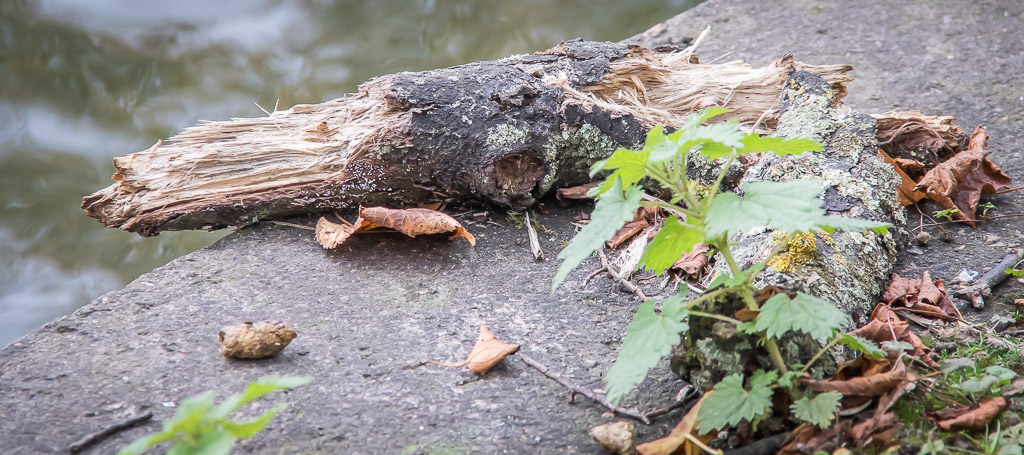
[82,39,853,236]
[676,72,906,391]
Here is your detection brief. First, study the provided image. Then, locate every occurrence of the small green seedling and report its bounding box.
[553,108,891,432]
[933,208,960,221]
[119,375,312,455]
[979,201,997,217]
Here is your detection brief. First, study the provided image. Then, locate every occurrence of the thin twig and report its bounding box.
[519,354,694,424]
[598,249,647,300]
[69,412,153,453]
[953,249,1024,309]
[580,266,607,289]
[269,221,315,231]
[525,211,544,261]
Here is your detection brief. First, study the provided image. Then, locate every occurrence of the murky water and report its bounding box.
[0,0,701,345]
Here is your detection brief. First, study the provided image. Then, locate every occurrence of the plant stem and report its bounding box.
[765,338,789,375]
[800,335,841,376]
[716,236,743,279]
[683,287,730,310]
[689,310,742,325]
[702,153,736,207]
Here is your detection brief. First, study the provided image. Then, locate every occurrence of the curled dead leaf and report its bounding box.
[316,206,476,249]
[805,360,914,397]
[557,181,600,201]
[874,111,965,166]
[608,220,649,250]
[878,149,927,206]
[589,421,636,455]
[850,312,938,368]
[431,325,520,375]
[636,393,715,455]
[914,126,1011,226]
[466,325,520,375]
[932,397,1008,431]
[218,321,297,359]
[880,272,959,320]
[670,242,710,280]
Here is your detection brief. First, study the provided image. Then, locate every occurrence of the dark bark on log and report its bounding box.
[82,39,853,236]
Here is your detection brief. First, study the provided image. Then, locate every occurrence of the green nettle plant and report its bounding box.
[553,107,892,433]
[119,375,312,455]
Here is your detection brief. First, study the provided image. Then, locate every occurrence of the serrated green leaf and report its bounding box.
[750,370,779,389]
[696,374,775,433]
[881,340,915,353]
[705,180,890,237]
[791,391,842,428]
[210,375,312,419]
[165,391,216,435]
[986,365,1018,382]
[592,148,650,195]
[690,122,745,159]
[605,297,689,404]
[940,358,976,374]
[739,135,823,156]
[960,375,1000,394]
[778,371,801,389]
[755,292,850,342]
[117,431,178,455]
[222,403,286,439]
[837,334,885,359]
[681,107,732,130]
[189,431,234,455]
[637,216,703,274]
[553,178,643,290]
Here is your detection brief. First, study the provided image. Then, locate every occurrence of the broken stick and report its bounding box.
[953,249,1024,309]
[82,39,854,236]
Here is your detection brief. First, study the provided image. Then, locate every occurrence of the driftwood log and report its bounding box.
[82,39,855,236]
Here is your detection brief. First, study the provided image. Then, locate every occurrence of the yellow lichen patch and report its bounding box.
[688,179,713,200]
[767,232,818,272]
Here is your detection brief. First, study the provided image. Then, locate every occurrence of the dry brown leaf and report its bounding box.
[670,243,710,279]
[608,220,649,250]
[636,393,716,455]
[416,202,442,210]
[804,360,913,397]
[878,149,926,206]
[894,158,927,181]
[218,321,297,359]
[880,273,958,321]
[848,412,899,449]
[465,325,520,375]
[850,312,938,368]
[914,126,1012,226]
[933,397,1008,431]
[315,206,476,249]
[557,181,600,201]
[589,421,637,455]
[874,111,965,168]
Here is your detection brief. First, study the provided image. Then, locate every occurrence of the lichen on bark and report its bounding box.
[674,71,907,391]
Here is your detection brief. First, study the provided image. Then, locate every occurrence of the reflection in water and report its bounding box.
[0,0,702,345]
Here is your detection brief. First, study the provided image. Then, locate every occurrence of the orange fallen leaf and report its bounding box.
[465,325,520,375]
[430,326,520,375]
[932,397,1008,431]
[880,272,959,321]
[637,393,716,455]
[557,181,600,201]
[851,311,938,368]
[914,126,1011,226]
[607,219,649,250]
[878,149,926,206]
[315,206,475,249]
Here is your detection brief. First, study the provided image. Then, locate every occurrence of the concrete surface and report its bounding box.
[3,0,1023,453]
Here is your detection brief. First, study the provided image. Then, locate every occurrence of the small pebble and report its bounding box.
[938,230,955,243]
[914,231,932,246]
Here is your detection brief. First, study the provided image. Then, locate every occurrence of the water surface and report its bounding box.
[0,0,702,345]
